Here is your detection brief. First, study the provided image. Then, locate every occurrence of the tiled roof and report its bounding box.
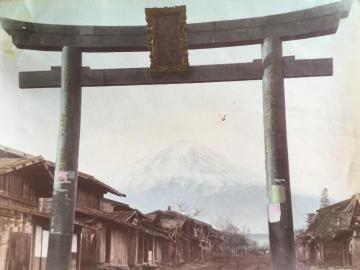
[104,210,136,222]
[0,156,45,175]
[0,144,125,197]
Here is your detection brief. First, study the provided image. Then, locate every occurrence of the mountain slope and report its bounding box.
[118,140,259,195]
[123,183,319,233]
[113,141,319,233]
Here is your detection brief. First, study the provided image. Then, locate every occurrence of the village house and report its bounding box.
[296,193,360,269]
[0,145,139,270]
[0,145,225,270]
[101,198,172,269]
[146,208,224,265]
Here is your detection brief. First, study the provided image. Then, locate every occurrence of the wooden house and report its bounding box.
[0,145,223,270]
[0,150,53,270]
[146,209,224,265]
[101,199,172,269]
[0,145,133,270]
[41,161,134,270]
[297,193,360,269]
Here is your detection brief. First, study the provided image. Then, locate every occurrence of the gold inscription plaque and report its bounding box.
[145,6,190,77]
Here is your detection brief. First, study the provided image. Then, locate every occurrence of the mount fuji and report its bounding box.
[119,140,258,194]
[111,141,319,234]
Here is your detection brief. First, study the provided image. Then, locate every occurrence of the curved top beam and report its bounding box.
[0,0,353,52]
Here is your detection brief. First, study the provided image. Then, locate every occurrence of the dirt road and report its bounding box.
[171,255,270,270]
[186,263,269,270]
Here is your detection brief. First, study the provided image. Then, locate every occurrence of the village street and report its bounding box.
[171,261,352,270]
[163,255,271,270]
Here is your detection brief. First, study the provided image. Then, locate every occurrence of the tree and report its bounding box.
[320,188,330,208]
[306,213,316,226]
[170,199,204,217]
[214,214,253,254]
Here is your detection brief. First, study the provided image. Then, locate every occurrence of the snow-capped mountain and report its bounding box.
[118,140,260,195]
[111,141,319,233]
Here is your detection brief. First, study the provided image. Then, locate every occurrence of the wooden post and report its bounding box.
[77,232,82,270]
[262,36,295,270]
[134,231,139,265]
[45,46,82,270]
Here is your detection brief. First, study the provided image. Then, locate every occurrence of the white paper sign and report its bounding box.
[269,203,281,223]
[34,226,42,257]
[41,230,49,258]
[71,234,77,253]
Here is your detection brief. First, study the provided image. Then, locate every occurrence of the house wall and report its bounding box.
[322,240,348,266]
[80,228,97,270]
[127,230,138,267]
[159,239,172,264]
[95,222,107,264]
[31,224,79,270]
[76,186,101,210]
[351,235,360,268]
[295,244,306,262]
[191,241,201,262]
[107,227,128,265]
[137,231,144,264]
[6,231,31,270]
[0,169,44,270]
[0,172,38,206]
[0,214,32,270]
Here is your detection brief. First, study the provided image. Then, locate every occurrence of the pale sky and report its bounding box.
[0,0,360,200]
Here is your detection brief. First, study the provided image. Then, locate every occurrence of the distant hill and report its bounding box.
[113,141,320,233]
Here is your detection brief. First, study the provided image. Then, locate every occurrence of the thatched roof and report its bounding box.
[146,209,222,239]
[304,194,360,241]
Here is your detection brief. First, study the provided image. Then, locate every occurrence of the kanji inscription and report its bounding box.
[145,6,189,77]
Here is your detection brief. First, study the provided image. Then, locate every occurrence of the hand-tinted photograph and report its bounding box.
[0,1,359,270]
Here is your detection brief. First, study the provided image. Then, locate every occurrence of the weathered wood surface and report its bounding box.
[7,232,31,270]
[0,172,40,205]
[80,229,97,268]
[19,56,333,89]
[109,228,128,265]
[76,188,101,210]
[0,0,352,52]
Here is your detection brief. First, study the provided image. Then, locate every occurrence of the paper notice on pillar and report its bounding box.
[269,203,281,223]
[271,185,286,204]
[57,170,76,184]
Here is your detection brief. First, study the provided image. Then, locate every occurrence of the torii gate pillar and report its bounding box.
[46,47,82,270]
[262,36,295,270]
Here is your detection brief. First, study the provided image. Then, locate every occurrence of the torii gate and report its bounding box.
[0,1,353,269]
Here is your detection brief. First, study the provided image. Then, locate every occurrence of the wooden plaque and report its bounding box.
[145,6,190,77]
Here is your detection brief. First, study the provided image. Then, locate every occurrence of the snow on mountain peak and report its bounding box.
[115,140,254,194]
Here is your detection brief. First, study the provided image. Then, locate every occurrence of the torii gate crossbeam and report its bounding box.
[18,56,332,88]
[0,1,353,270]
